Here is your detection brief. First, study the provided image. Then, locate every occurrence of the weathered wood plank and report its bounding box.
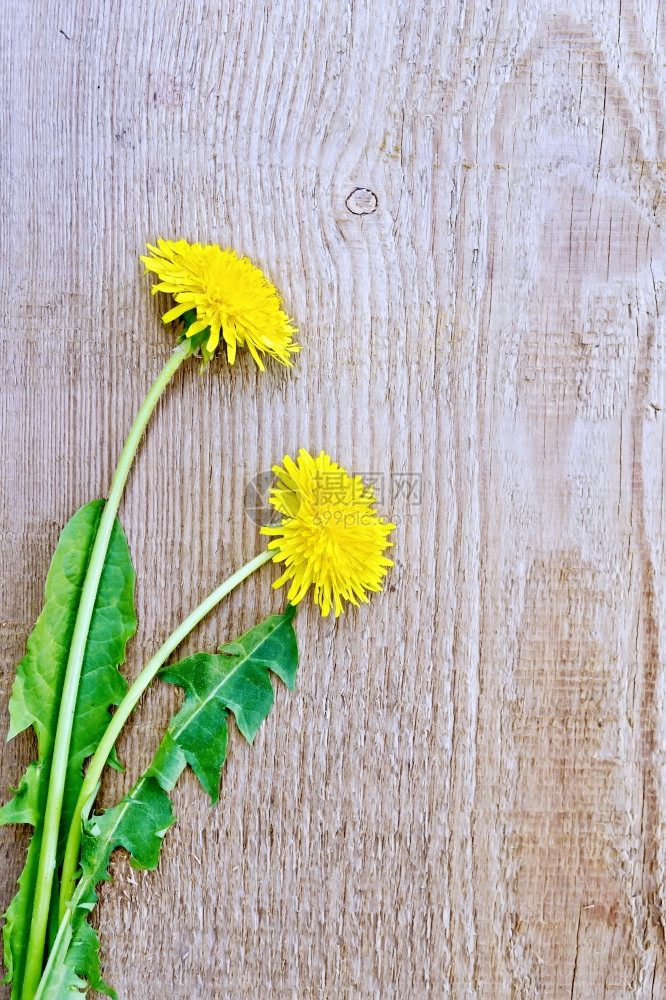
[1,1,665,997]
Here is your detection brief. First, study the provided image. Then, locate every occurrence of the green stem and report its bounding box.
[58,547,272,918]
[32,911,71,1000]
[22,345,190,1000]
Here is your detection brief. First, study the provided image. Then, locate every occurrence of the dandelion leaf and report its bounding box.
[154,603,298,802]
[0,501,136,997]
[38,606,299,998]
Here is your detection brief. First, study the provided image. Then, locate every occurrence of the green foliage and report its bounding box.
[65,921,114,998]
[176,308,218,366]
[0,502,137,998]
[151,604,298,801]
[35,606,299,998]
[1,833,41,991]
[33,777,175,1000]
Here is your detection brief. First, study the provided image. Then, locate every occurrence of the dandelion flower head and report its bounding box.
[141,238,300,369]
[261,449,395,617]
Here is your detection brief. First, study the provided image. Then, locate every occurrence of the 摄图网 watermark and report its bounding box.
[244,470,421,525]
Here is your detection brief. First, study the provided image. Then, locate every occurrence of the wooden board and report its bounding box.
[1,1,666,996]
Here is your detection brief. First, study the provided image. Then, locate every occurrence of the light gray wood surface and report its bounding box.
[2,1,666,997]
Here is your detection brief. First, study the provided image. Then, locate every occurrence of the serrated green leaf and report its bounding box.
[34,607,299,999]
[0,501,137,997]
[32,775,174,1000]
[1,832,41,987]
[0,762,41,827]
[154,604,298,803]
[80,776,175,885]
[7,502,105,748]
[31,916,84,1000]
[67,921,115,998]
[33,919,114,1000]
[34,952,85,1000]
[106,746,125,773]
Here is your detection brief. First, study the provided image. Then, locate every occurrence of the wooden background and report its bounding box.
[1,0,666,997]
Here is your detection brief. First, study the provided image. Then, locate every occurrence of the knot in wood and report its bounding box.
[345,188,378,215]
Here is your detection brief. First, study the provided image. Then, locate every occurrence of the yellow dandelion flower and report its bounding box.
[141,238,300,369]
[261,449,395,617]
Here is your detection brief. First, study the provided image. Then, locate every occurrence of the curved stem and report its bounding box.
[58,548,272,917]
[22,345,189,1000]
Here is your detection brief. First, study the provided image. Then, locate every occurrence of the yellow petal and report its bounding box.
[162,302,192,323]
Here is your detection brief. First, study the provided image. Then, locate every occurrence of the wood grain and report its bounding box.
[1,1,666,996]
